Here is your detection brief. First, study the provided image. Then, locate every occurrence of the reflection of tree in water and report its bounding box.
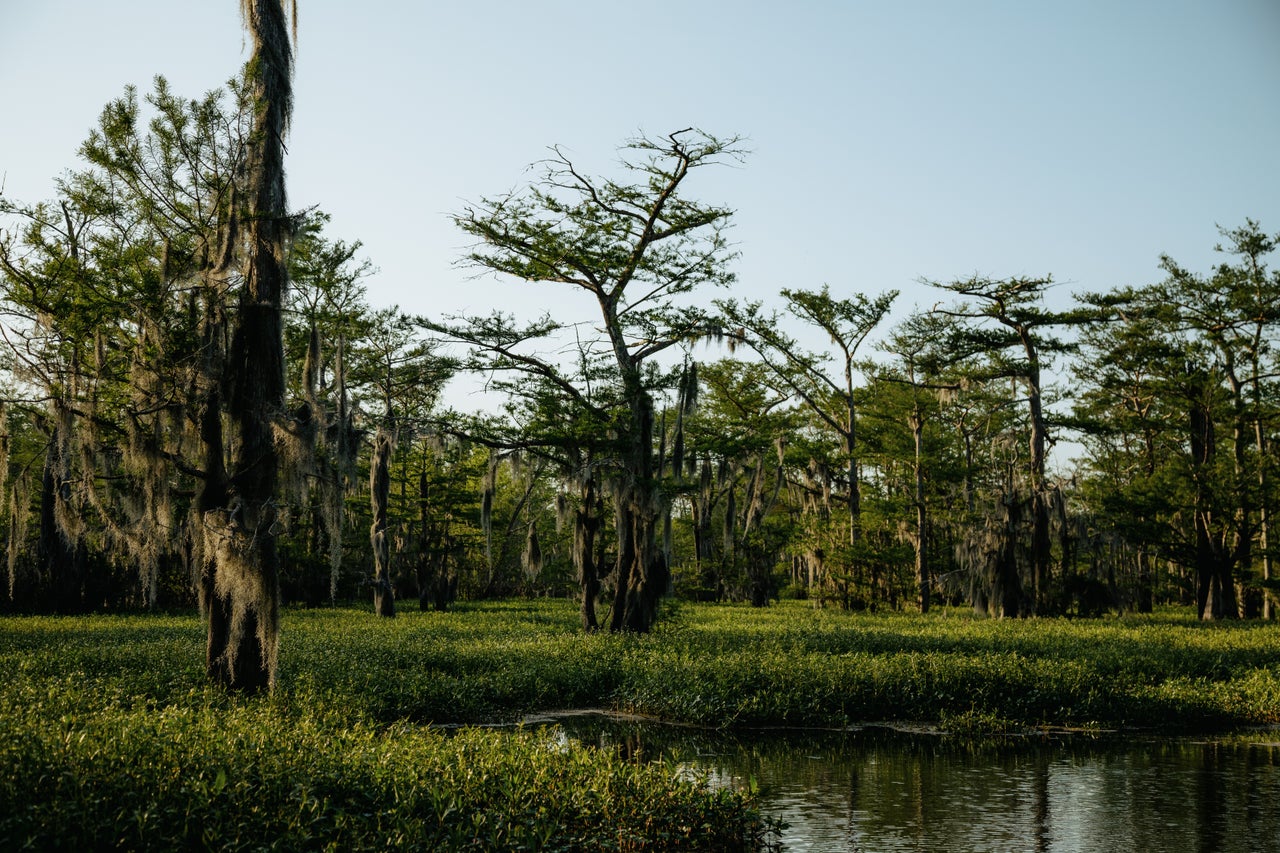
[531,714,1280,853]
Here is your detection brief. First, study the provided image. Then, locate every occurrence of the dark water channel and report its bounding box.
[523,712,1280,852]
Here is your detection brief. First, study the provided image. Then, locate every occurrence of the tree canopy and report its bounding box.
[2,57,1277,632]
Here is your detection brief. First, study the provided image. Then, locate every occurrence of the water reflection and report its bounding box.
[525,712,1280,852]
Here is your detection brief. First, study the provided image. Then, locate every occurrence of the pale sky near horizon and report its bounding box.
[2,1,1279,423]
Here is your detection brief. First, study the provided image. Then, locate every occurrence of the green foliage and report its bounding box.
[3,600,1278,848]
[0,606,772,851]
[1073,219,1280,618]
[5,599,1278,731]
[0,694,767,851]
[428,130,749,633]
[6,50,1275,631]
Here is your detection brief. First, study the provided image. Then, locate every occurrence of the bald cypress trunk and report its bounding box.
[370,425,396,617]
[202,0,293,692]
[573,472,602,631]
[691,458,718,600]
[1021,332,1052,614]
[910,408,930,614]
[38,414,84,614]
[997,494,1027,618]
[1190,391,1220,620]
[610,386,667,633]
[197,385,233,683]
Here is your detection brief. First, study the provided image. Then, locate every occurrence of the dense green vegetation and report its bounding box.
[5,598,1277,847]
[0,602,793,851]
[1,9,1277,631]
[0,697,770,851]
[5,599,1277,730]
[4,0,1275,848]
[3,70,1277,629]
[0,8,1275,634]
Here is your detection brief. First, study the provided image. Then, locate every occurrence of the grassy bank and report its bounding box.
[5,600,1279,731]
[627,602,1280,732]
[287,599,1273,730]
[2,600,1278,848]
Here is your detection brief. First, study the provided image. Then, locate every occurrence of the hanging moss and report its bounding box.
[521,520,542,583]
[6,474,30,602]
[369,425,395,618]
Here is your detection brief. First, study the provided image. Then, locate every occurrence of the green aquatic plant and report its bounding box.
[2,599,1278,848]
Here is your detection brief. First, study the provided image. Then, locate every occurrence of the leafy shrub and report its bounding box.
[0,683,772,851]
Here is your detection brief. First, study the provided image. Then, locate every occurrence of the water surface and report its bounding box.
[527,712,1280,852]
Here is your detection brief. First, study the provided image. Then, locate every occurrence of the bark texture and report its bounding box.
[202,0,294,692]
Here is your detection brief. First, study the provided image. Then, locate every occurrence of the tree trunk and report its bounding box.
[1023,347,1052,614]
[370,426,395,617]
[911,409,930,614]
[609,386,666,632]
[1253,383,1274,619]
[1223,369,1250,620]
[1189,394,1235,620]
[38,411,84,614]
[845,396,860,548]
[1136,550,1154,613]
[573,473,602,631]
[1189,387,1213,618]
[691,458,718,600]
[203,0,293,692]
[328,332,352,603]
[198,381,276,692]
[416,468,438,611]
[611,497,667,632]
[997,492,1027,618]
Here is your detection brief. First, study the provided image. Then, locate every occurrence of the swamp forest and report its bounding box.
[2,2,1279,850]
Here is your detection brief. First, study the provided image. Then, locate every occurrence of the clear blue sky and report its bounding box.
[3,1,1278,380]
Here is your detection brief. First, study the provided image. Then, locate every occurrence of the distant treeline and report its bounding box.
[2,75,1277,626]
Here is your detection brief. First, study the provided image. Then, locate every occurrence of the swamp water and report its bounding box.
[522,712,1280,852]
